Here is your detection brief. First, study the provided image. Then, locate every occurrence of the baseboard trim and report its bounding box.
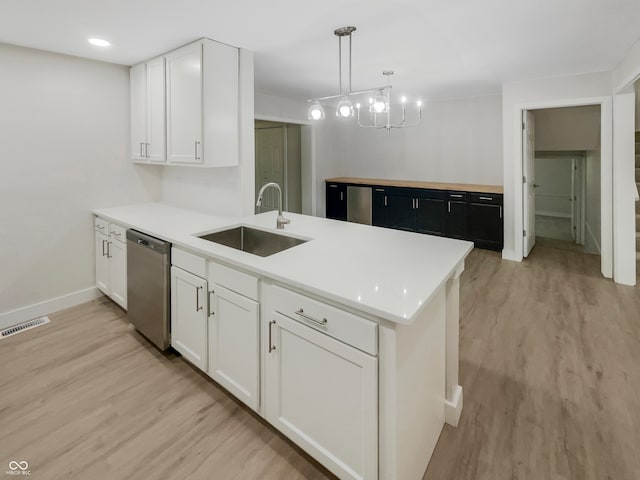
[445,384,463,427]
[0,287,104,330]
[585,222,601,254]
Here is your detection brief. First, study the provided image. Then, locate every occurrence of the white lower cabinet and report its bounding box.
[94,217,127,309]
[207,284,259,410]
[95,230,110,294]
[264,303,378,480]
[171,266,208,370]
[108,238,127,308]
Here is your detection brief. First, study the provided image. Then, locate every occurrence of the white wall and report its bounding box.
[501,71,613,263]
[585,150,602,254]
[255,92,309,124]
[162,49,255,217]
[0,43,162,321]
[534,106,601,151]
[314,95,503,216]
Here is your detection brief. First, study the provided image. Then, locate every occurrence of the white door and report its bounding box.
[208,284,259,411]
[130,63,147,160]
[171,266,207,370]
[108,239,127,310]
[265,312,378,480]
[95,231,111,295]
[166,42,203,164]
[255,126,285,212]
[146,57,166,163]
[523,110,536,257]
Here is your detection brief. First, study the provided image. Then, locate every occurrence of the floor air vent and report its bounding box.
[1,316,50,339]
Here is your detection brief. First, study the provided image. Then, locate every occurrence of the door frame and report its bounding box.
[255,114,316,216]
[514,97,612,278]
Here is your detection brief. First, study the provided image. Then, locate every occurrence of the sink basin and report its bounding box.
[198,226,308,257]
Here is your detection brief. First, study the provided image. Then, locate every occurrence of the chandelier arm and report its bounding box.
[349,32,353,93]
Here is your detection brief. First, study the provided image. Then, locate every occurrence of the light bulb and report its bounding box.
[307,101,325,120]
[336,96,354,118]
[371,90,387,113]
[401,96,407,103]
[356,103,361,109]
[417,100,423,107]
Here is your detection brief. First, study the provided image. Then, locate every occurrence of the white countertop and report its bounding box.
[93,203,473,325]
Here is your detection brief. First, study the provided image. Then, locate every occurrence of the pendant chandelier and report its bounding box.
[307,26,422,134]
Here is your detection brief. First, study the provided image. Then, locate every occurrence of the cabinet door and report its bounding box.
[445,201,467,239]
[265,312,378,480]
[208,284,259,411]
[326,183,347,220]
[372,187,387,227]
[385,190,415,231]
[416,196,445,235]
[171,266,207,370]
[95,231,110,295]
[130,63,147,161]
[108,240,127,310]
[146,57,166,163]
[166,42,203,164]
[467,203,503,250]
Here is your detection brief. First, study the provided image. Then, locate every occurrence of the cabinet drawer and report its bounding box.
[446,191,467,201]
[208,261,258,301]
[267,284,377,356]
[172,247,207,278]
[469,193,502,205]
[94,217,108,233]
[109,223,126,242]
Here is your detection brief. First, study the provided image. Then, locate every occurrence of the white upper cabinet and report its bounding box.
[130,57,166,163]
[146,57,166,163]
[165,39,239,167]
[130,63,147,161]
[166,42,202,164]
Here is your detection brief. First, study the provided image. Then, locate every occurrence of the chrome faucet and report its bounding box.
[256,182,290,229]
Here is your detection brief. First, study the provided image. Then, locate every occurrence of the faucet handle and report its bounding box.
[277,215,291,229]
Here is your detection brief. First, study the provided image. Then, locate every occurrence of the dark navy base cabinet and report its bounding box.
[326,180,503,251]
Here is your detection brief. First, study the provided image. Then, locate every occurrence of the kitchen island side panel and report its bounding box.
[379,285,447,480]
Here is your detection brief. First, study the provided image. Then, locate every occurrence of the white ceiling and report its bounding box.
[1,0,639,102]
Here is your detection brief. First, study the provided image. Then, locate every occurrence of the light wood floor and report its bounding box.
[1,245,638,479]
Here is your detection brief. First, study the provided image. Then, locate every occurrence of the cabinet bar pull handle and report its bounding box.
[450,194,463,198]
[194,140,201,160]
[500,206,503,219]
[106,241,111,258]
[340,192,343,201]
[479,196,493,201]
[195,286,203,311]
[448,201,451,213]
[329,184,338,188]
[295,308,328,327]
[96,224,104,230]
[384,195,387,206]
[102,239,107,256]
[269,320,276,353]
[146,143,150,158]
[375,188,385,192]
[207,290,214,316]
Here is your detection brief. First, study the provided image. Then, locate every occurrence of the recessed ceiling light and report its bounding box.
[88,38,110,47]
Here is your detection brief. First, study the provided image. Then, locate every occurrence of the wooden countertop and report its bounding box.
[325,177,504,194]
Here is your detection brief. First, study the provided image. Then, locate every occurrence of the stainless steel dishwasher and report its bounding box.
[126,230,171,350]
[347,185,372,225]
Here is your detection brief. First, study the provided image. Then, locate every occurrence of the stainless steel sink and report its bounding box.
[198,226,308,257]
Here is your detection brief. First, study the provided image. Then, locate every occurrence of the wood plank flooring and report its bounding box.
[1,245,638,479]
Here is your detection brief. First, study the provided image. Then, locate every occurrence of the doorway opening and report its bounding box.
[523,105,602,257]
[255,120,301,214]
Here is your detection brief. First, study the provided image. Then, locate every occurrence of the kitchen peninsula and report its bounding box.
[93,202,473,480]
